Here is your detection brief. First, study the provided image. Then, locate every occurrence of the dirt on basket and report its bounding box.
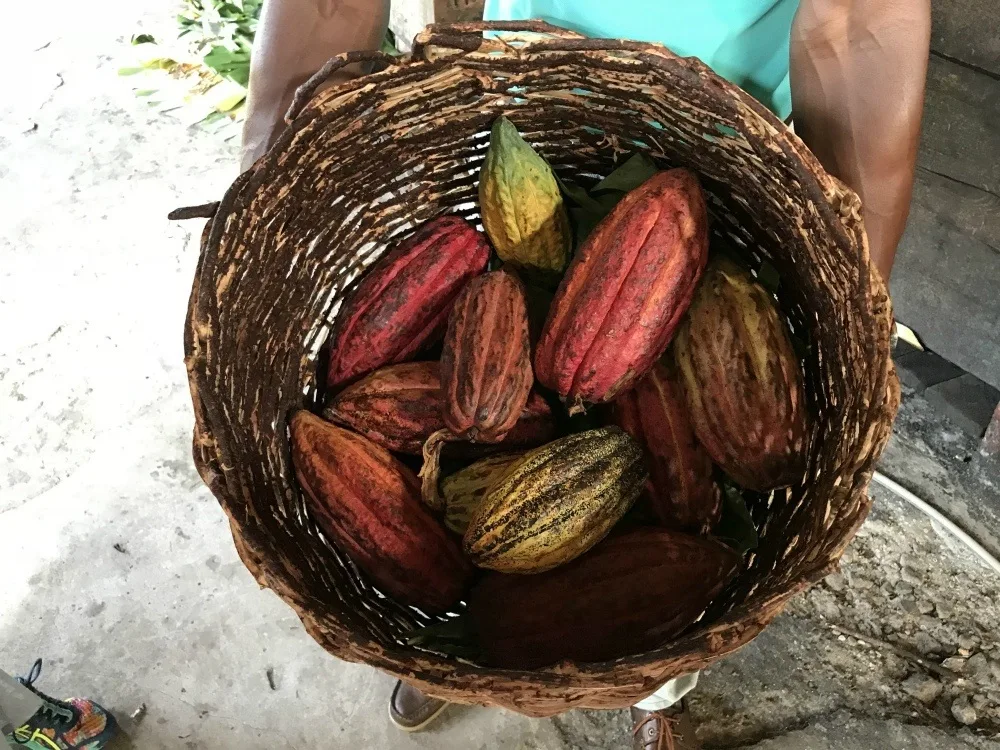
[693,485,1000,747]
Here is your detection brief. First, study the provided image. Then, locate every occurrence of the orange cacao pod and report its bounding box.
[325,361,555,456]
[441,268,533,443]
[673,257,809,491]
[326,216,490,389]
[535,169,709,411]
[611,360,721,533]
[468,527,739,669]
[290,411,471,613]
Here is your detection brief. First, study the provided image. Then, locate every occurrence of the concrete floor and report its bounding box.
[2,1,999,748]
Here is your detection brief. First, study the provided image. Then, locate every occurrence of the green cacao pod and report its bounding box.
[440,453,524,535]
[479,117,571,274]
[673,257,809,491]
[463,427,646,573]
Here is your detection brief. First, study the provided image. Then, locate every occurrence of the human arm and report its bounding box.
[790,0,931,281]
[241,0,390,171]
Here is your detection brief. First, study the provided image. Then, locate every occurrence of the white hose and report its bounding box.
[872,470,1000,575]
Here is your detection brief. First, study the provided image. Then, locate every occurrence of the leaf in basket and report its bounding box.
[591,152,659,195]
[756,258,781,295]
[405,618,482,661]
[555,174,604,214]
[715,480,759,556]
[568,192,623,246]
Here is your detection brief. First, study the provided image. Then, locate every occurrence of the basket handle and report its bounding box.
[411,20,586,60]
[285,49,402,124]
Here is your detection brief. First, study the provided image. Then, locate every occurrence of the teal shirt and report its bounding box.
[484,0,798,119]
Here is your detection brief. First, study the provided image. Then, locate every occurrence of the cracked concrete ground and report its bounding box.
[2,1,998,748]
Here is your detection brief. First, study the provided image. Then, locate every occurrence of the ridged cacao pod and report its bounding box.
[473,391,556,454]
[440,453,524,535]
[290,411,471,613]
[324,361,444,454]
[326,361,555,457]
[673,257,809,491]
[535,169,709,411]
[468,527,740,668]
[479,117,571,274]
[440,268,533,443]
[610,359,721,533]
[325,215,490,389]
[463,427,646,573]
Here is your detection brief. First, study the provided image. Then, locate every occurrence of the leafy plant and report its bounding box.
[121,0,399,132]
[177,0,262,87]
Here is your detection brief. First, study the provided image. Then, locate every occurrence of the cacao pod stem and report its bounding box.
[419,428,454,511]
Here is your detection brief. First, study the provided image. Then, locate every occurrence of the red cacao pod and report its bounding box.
[325,361,555,456]
[468,527,739,669]
[451,391,557,458]
[441,268,533,443]
[326,215,490,389]
[290,411,471,613]
[324,361,444,454]
[673,257,809,491]
[611,360,721,533]
[535,169,709,411]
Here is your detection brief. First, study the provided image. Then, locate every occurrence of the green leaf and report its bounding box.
[117,67,146,76]
[214,91,247,112]
[592,153,659,194]
[405,618,482,660]
[715,481,759,556]
[756,259,781,294]
[555,174,603,214]
[202,44,251,86]
[131,33,156,45]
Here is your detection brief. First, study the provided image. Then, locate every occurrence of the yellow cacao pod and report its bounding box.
[479,117,571,274]
[440,453,524,535]
[463,427,646,573]
[673,257,809,491]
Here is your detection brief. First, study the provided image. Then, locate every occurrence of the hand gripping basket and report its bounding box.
[181,21,900,716]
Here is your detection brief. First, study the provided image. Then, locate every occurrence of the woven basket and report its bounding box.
[180,21,900,717]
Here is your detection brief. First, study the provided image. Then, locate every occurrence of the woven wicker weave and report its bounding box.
[180,21,900,716]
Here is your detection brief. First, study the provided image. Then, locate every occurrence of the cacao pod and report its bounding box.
[326,215,490,389]
[479,116,571,274]
[673,257,809,491]
[324,361,444,454]
[440,453,524,535]
[326,362,555,457]
[535,168,709,411]
[440,268,533,443]
[610,359,721,533]
[463,427,646,573]
[468,527,740,668]
[421,392,555,511]
[290,410,471,613]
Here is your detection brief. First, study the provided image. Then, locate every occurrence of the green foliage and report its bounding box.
[177,0,262,87]
[715,479,760,556]
[557,153,660,246]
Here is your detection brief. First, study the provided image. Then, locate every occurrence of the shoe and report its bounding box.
[5,659,119,749]
[387,680,448,732]
[631,701,702,750]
